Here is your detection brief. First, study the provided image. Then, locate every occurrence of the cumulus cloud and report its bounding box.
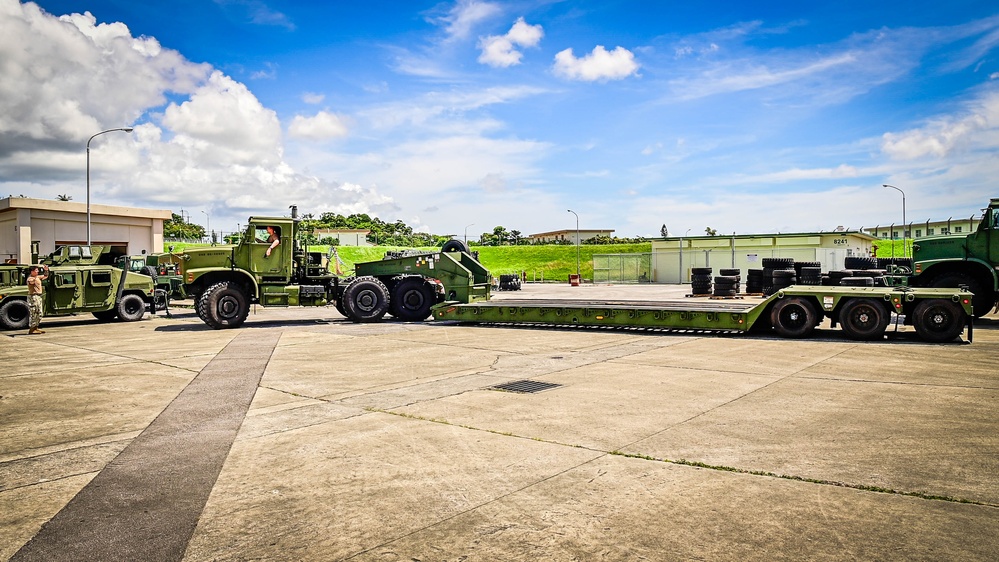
[477,17,543,67]
[881,89,999,159]
[553,45,640,81]
[288,111,349,140]
[0,1,395,229]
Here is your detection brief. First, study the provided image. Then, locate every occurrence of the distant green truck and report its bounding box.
[903,197,999,317]
[0,245,157,330]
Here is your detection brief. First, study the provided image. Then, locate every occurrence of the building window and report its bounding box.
[892,230,899,237]
[915,229,921,237]
[954,226,962,233]
[927,228,934,235]
[881,233,889,239]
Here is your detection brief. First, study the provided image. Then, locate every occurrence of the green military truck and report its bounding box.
[174,207,489,329]
[0,245,157,330]
[902,197,999,317]
[116,253,186,301]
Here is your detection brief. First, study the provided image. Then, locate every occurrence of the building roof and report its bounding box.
[659,230,877,241]
[529,228,615,238]
[0,197,172,219]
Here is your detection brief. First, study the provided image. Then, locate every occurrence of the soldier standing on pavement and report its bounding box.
[26,265,47,335]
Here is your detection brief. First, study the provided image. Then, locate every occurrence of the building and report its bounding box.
[528,228,615,244]
[0,197,172,263]
[647,230,876,283]
[864,215,981,239]
[312,229,372,247]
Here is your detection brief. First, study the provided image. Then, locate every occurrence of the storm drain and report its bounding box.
[491,379,562,394]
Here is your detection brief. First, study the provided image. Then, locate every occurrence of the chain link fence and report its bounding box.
[593,253,653,283]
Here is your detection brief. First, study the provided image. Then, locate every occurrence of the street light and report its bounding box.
[86,127,133,244]
[567,209,580,278]
[201,210,210,242]
[464,223,474,244]
[883,184,906,257]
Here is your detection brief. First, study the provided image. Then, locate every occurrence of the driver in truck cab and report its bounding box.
[257,225,280,257]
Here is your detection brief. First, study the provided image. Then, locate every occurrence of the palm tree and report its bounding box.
[56,194,72,201]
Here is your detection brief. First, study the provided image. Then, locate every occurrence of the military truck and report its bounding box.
[0,245,157,330]
[116,253,186,301]
[175,207,489,329]
[902,197,999,317]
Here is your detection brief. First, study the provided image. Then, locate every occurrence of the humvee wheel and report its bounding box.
[199,281,250,329]
[342,276,389,323]
[839,298,889,341]
[93,309,118,322]
[117,294,146,322]
[390,277,435,322]
[912,299,965,343]
[0,299,30,330]
[770,297,819,338]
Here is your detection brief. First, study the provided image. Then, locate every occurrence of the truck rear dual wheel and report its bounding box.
[389,277,435,322]
[839,298,889,341]
[0,299,29,330]
[770,297,819,338]
[912,299,965,343]
[343,276,390,323]
[198,281,250,329]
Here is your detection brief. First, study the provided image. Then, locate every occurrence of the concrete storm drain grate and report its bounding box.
[491,379,562,394]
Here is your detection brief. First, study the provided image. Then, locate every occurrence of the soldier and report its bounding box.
[26,265,47,335]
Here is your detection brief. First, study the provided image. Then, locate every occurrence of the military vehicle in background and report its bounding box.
[0,245,157,330]
[116,253,186,301]
[902,197,999,317]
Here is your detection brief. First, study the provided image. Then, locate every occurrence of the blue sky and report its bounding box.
[3,1,998,239]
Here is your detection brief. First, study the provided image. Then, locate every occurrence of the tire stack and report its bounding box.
[498,274,522,291]
[691,267,712,296]
[845,256,878,270]
[713,269,740,297]
[827,269,853,286]
[793,261,822,286]
[745,269,765,294]
[761,258,794,296]
[719,268,742,293]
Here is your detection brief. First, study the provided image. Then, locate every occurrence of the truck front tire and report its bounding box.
[198,281,250,329]
[0,299,30,330]
[117,294,146,322]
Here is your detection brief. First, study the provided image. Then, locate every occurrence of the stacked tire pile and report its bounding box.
[498,274,522,291]
[832,257,888,287]
[761,258,795,296]
[691,267,712,296]
[713,268,741,297]
[793,261,822,286]
[745,269,765,294]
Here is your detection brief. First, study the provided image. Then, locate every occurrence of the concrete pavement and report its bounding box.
[1,283,997,560]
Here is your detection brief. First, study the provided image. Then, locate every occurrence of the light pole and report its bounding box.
[883,184,906,257]
[464,223,474,244]
[567,209,580,278]
[201,210,210,243]
[86,127,133,244]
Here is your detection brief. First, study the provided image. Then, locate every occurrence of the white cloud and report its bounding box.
[435,0,500,41]
[478,17,544,68]
[301,92,325,104]
[553,45,640,81]
[881,89,998,160]
[288,111,349,141]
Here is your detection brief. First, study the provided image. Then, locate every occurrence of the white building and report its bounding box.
[528,228,615,244]
[312,228,372,247]
[864,215,980,239]
[0,197,172,263]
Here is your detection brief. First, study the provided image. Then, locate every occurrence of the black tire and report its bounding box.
[334,297,348,318]
[342,276,390,322]
[691,267,712,276]
[198,281,250,329]
[927,272,994,318]
[441,239,469,254]
[141,265,158,280]
[92,309,118,322]
[770,297,819,338]
[912,299,966,343]
[841,277,874,287]
[712,289,737,297]
[714,275,739,284]
[772,269,796,279]
[762,258,793,268]
[845,256,878,270]
[389,277,435,322]
[0,299,30,330]
[839,298,890,341]
[117,294,146,322]
[719,268,741,277]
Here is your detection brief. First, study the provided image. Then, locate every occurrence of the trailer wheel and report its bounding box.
[0,299,30,330]
[117,294,146,322]
[92,309,118,322]
[912,299,965,343]
[390,277,435,321]
[770,297,819,338]
[199,281,250,329]
[839,298,889,341]
[343,276,390,322]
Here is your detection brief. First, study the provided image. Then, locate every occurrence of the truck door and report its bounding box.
[249,224,290,280]
[85,268,115,308]
[48,269,80,313]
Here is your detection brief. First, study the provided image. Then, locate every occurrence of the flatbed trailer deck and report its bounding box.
[432,285,974,343]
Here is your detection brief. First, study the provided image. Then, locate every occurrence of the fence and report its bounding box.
[593,253,653,284]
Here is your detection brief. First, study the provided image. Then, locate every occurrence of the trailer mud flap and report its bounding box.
[967,314,973,343]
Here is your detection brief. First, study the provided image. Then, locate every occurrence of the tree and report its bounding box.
[56,194,72,201]
[704,227,718,236]
[164,212,206,239]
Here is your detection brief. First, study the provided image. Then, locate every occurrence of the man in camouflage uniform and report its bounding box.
[26,265,47,334]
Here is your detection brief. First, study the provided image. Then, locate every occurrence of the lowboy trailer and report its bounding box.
[432,285,975,343]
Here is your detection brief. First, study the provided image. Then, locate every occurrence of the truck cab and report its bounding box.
[911,198,999,317]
